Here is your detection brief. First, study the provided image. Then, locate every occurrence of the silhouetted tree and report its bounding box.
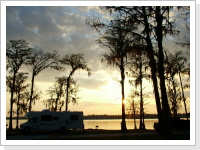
[153,6,178,134]
[6,39,31,129]
[87,14,140,131]
[177,60,190,120]
[165,68,182,117]
[60,53,91,111]
[128,50,150,130]
[127,90,140,129]
[174,7,190,120]
[45,76,67,112]
[165,50,189,119]
[165,50,179,116]
[13,72,29,129]
[26,48,62,112]
[44,76,80,112]
[18,86,42,114]
[67,78,81,108]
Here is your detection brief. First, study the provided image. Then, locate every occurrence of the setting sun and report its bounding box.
[123,99,127,104]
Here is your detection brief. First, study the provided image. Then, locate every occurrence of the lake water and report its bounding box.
[83,119,157,130]
[6,118,157,130]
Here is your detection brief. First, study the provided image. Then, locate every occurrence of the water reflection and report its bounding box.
[84,119,157,130]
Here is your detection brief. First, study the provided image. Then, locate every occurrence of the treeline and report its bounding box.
[83,113,189,120]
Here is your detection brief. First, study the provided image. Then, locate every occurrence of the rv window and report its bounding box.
[41,115,52,121]
[53,117,59,120]
[70,115,78,121]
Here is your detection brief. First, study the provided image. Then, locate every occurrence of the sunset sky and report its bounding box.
[2,1,195,116]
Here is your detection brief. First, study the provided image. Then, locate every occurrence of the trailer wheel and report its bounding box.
[60,127,66,132]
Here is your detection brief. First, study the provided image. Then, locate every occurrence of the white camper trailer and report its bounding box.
[20,110,84,132]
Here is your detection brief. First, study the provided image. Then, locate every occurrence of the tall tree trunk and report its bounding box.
[142,109,146,129]
[178,71,189,120]
[120,61,127,131]
[29,71,35,112]
[16,93,20,129]
[139,59,145,130]
[9,71,16,130]
[118,27,127,132]
[155,6,171,135]
[120,39,127,131]
[171,76,178,116]
[65,77,70,111]
[142,6,163,128]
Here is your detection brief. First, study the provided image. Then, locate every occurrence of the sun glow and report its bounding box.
[123,99,127,104]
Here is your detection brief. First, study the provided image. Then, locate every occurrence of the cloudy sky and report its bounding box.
[4,1,194,116]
